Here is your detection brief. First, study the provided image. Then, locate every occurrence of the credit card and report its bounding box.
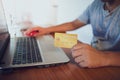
[54,33,77,48]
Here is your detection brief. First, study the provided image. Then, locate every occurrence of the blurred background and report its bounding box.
[1,0,94,44]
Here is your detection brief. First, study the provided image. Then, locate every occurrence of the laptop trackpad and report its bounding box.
[37,35,70,64]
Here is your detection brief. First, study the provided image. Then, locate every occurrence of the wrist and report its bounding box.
[100,51,118,67]
[99,51,111,67]
[44,27,53,34]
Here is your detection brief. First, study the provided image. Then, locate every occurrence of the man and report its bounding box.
[24,0,120,68]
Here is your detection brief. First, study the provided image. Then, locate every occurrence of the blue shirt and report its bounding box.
[78,0,120,51]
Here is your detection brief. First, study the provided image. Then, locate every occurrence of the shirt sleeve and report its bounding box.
[78,6,90,24]
[77,0,97,24]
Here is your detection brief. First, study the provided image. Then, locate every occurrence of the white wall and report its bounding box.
[57,0,93,24]
[2,0,57,27]
[2,0,93,44]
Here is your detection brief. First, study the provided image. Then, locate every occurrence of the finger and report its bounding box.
[74,56,84,63]
[25,28,40,36]
[78,61,88,68]
[24,29,34,36]
[71,49,83,58]
[26,28,38,34]
[72,43,84,51]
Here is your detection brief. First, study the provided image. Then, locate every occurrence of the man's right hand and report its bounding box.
[24,26,49,37]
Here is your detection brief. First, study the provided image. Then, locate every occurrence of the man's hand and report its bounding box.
[24,26,49,37]
[71,43,109,68]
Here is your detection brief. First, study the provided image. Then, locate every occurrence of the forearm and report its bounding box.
[102,51,120,67]
[46,22,76,33]
[45,19,86,33]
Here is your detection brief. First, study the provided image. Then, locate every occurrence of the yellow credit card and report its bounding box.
[54,33,77,48]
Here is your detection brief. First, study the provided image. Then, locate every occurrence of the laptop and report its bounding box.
[0,1,70,70]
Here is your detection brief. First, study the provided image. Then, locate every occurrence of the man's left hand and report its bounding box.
[71,43,108,68]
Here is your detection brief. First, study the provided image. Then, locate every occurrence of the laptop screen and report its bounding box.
[0,1,10,61]
[0,0,8,33]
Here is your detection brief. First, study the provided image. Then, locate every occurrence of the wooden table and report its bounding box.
[0,48,120,80]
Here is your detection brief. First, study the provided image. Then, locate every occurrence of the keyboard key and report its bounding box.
[12,37,42,65]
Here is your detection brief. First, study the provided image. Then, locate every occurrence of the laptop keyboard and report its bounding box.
[12,37,42,65]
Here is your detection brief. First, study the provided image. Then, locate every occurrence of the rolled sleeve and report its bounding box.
[77,0,97,24]
[78,7,90,24]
